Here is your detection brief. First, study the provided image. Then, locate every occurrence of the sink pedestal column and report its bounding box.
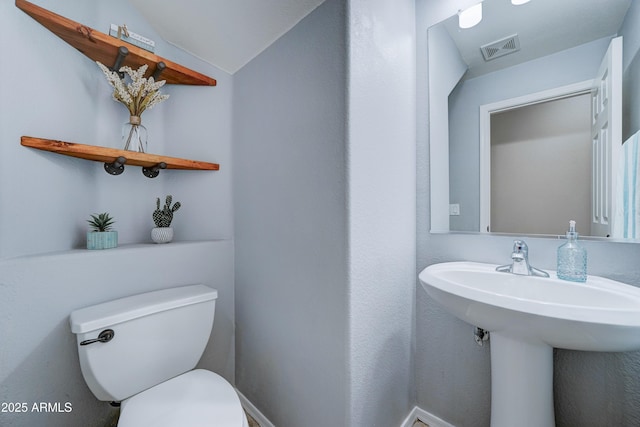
[490,332,554,427]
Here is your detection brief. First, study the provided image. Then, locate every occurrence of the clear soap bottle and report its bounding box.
[557,220,587,282]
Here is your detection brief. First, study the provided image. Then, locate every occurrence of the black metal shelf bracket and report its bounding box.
[104,156,126,175]
[112,46,129,77]
[153,62,166,80]
[142,162,166,178]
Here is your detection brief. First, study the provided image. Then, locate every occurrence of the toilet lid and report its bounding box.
[117,369,245,427]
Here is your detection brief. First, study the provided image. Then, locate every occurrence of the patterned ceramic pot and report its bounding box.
[151,227,173,244]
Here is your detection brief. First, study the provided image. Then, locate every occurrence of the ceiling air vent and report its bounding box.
[480,34,521,61]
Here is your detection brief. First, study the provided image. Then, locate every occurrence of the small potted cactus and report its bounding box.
[151,195,181,243]
[86,212,118,250]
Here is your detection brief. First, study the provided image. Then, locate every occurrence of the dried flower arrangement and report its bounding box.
[97,62,170,152]
[96,62,169,118]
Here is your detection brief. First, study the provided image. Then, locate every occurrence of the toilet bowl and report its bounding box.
[69,285,248,427]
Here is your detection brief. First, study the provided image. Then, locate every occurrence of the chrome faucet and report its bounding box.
[496,240,549,277]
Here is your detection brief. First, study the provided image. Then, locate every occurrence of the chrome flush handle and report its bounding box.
[80,329,115,346]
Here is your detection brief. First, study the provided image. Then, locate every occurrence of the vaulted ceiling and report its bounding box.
[127,0,632,76]
[128,0,326,74]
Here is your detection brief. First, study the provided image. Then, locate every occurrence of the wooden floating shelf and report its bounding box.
[21,137,219,171]
[15,0,216,86]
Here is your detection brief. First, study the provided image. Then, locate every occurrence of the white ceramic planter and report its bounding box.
[151,227,173,243]
[87,231,118,250]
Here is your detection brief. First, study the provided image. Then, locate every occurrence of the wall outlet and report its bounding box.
[449,203,460,216]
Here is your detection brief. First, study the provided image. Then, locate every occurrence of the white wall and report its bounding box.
[347,0,416,425]
[347,0,415,426]
[0,242,234,427]
[0,1,234,426]
[0,0,232,259]
[418,1,640,426]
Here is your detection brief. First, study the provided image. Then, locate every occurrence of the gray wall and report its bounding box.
[427,23,467,233]
[233,0,416,425]
[233,1,349,425]
[418,1,640,426]
[0,1,234,426]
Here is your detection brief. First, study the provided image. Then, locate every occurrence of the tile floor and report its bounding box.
[246,411,260,427]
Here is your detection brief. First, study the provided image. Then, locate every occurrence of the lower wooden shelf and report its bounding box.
[21,136,219,173]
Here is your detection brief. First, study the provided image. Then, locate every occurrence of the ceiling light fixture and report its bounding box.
[511,0,531,5]
[458,3,483,29]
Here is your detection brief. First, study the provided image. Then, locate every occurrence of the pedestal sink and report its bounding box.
[419,261,640,427]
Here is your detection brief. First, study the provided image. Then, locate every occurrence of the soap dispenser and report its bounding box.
[557,220,587,282]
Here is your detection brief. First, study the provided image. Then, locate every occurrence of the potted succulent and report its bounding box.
[151,195,181,243]
[86,212,118,250]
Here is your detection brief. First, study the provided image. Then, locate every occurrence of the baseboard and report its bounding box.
[235,394,451,427]
[400,406,457,427]
[236,389,276,427]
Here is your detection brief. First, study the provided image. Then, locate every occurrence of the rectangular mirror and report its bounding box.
[429,0,640,240]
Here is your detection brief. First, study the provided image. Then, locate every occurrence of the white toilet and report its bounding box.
[69,285,249,427]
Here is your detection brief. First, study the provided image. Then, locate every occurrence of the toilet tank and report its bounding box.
[69,285,218,402]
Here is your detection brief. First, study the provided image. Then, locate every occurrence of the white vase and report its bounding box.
[151,227,173,243]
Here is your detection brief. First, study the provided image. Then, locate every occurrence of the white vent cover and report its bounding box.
[480,34,521,61]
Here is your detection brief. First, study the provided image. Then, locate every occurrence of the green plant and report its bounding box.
[87,212,115,232]
[153,195,181,228]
